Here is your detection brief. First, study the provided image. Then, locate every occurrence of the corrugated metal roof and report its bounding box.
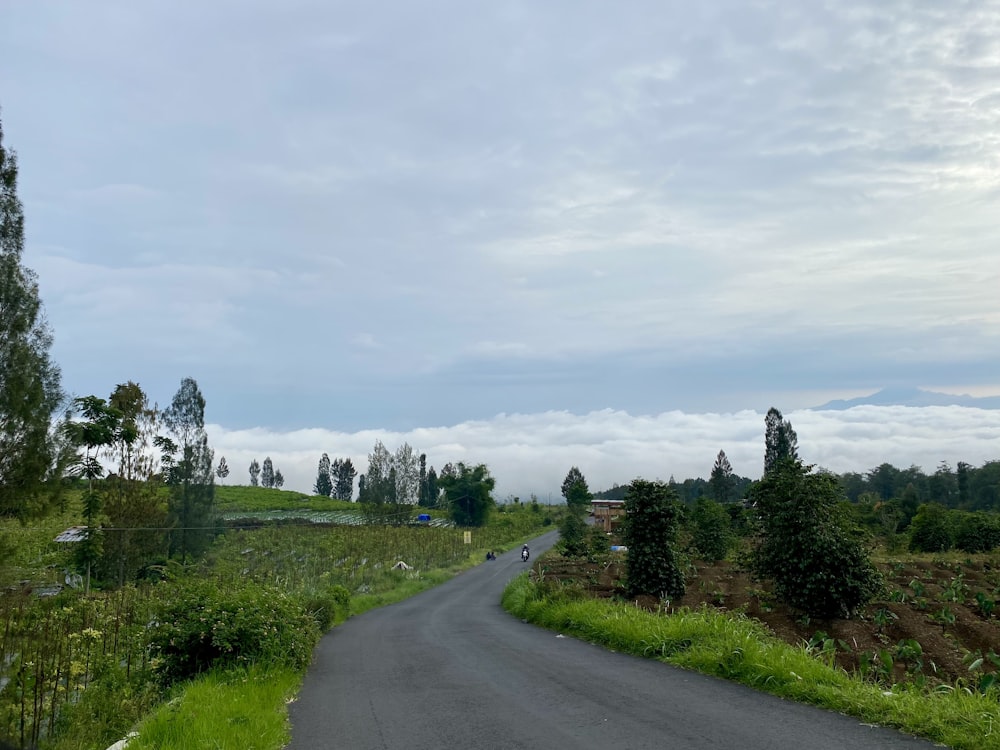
[54,526,88,543]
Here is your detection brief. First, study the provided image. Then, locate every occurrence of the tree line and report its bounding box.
[570,406,1000,619]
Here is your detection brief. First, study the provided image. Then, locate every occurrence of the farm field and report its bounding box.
[532,551,1000,689]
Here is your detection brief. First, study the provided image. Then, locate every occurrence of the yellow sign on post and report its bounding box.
[463,531,472,545]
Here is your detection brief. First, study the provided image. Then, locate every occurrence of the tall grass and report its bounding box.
[127,664,300,750]
[502,575,1000,750]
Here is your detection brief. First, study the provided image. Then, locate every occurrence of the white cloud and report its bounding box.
[208,405,1000,502]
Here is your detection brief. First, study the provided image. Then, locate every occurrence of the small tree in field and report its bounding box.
[620,479,685,600]
[314,453,333,497]
[248,459,261,487]
[261,457,275,488]
[690,496,732,562]
[750,459,880,618]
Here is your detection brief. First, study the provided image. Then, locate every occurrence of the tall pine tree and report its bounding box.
[0,113,64,518]
[314,453,332,497]
[764,407,798,475]
[709,449,735,502]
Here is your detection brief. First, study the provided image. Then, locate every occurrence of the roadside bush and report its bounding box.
[302,584,352,631]
[750,460,881,619]
[148,579,320,685]
[620,479,685,600]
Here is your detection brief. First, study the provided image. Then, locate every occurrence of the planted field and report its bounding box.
[531,551,1000,690]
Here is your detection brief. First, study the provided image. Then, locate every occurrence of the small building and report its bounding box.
[590,499,625,532]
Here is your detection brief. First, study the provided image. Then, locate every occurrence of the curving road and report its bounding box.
[287,531,941,749]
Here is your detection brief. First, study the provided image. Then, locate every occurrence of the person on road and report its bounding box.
[521,544,530,562]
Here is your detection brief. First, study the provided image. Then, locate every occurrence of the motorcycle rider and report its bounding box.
[521,544,530,561]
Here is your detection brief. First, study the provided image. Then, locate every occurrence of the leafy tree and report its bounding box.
[954,511,1000,554]
[439,462,496,527]
[957,461,971,508]
[928,462,957,507]
[361,440,394,504]
[690,496,732,561]
[561,466,592,515]
[314,453,332,497]
[561,466,586,501]
[559,466,593,555]
[162,377,216,562]
[332,457,356,501]
[423,466,439,508]
[750,459,880,618]
[215,456,230,484]
[274,469,284,489]
[63,395,121,592]
[100,382,168,587]
[620,479,685,600]
[261,456,275,489]
[967,460,1000,512]
[558,510,589,557]
[0,114,65,519]
[709,450,736,503]
[394,443,419,504]
[763,407,798,475]
[418,453,428,506]
[248,459,261,487]
[908,502,953,553]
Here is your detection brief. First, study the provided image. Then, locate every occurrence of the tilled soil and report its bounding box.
[532,552,1000,688]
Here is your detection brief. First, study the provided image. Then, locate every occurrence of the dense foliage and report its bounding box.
[620,479,685,600]
[148,579,320,684]
[750,459,881,618]
[690,496,732,562]
[0,114,65,520]
[439,462,496,527]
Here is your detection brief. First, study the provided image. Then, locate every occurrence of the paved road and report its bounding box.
[287,531,941,749]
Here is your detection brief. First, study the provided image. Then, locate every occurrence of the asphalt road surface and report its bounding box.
[287,531,942,749]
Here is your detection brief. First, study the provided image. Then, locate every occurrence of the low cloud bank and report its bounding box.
[207,406,1000,503]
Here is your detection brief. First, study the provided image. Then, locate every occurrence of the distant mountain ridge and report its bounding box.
[813,386,1000,410]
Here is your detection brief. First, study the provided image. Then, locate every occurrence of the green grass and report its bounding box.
[127,664,300,750]
[501,575,1000,750]
[214,484,348,512]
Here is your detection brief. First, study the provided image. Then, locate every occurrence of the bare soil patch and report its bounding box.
[533,552,1000,687]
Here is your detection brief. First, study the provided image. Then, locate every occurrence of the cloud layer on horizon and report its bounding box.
[208,405,1000,502]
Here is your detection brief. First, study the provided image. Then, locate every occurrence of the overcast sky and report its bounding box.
[3,2,999,498]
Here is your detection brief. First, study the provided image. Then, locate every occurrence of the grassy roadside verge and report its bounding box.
[501,574,1000,750]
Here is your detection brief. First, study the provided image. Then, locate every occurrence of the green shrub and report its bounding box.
[690,497,733,561]
[302,584,351,630]
[954,511,1000,554]
[148,579,320,685]
[750,460,881,618]
[620,479,685,600]
[908,503,953,553]
[558,511,588,557]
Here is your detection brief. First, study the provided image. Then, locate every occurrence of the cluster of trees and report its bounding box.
[314,453,356,500]
[56,378,217,588]
[247,457,285,489]
[355,440,440,506]
[3,114,222,584]
[575,408,884,619]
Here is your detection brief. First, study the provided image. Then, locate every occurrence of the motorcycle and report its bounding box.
[521,548,530,562]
